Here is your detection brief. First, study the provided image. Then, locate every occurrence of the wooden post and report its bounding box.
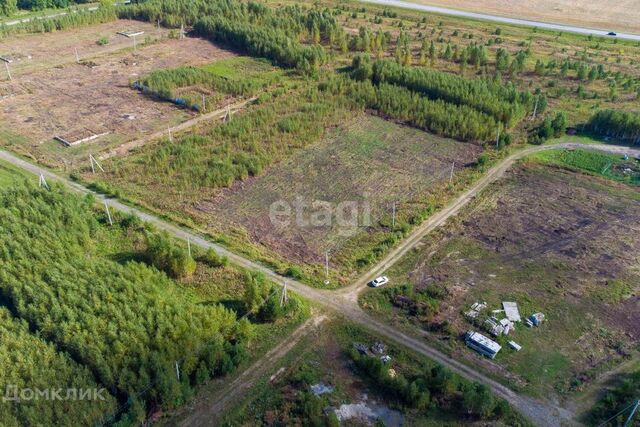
[5,62,11,81]
[75,48,80,63]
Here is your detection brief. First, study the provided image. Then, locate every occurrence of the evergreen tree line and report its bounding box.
[0,183,252,422]
[356,58,533,126]
[586,109,640,144]
[193,16,326,73]
[0,0,92,16]
[323,75,498,142]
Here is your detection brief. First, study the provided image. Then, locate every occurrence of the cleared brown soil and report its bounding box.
[0,20,234,168]
[412,0,640,33]
[382,162,640,395]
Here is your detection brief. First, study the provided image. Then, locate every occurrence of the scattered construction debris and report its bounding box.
[465,331,501,359]
[371,342,386,355]
[310,383,334,396]
[502,301,522,322]
[484,317,513,337]
[117,30,145,38]
[381,355,392,364]
[354,343,369,356]
[525,312,545,327]
[508,341,522,351]
[55,129,109,147]
[465,301,487,319]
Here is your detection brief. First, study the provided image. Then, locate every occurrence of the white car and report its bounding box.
[369,276,389,287]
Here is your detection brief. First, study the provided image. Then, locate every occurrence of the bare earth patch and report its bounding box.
[0,20,234,168]
[196,114,482,265]
[378,162,639,396]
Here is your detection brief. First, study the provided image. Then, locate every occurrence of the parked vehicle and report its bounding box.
[369,276,389,287]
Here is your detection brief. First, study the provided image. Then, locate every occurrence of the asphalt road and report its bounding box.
[358,0,640,41]
[2,141,639,426]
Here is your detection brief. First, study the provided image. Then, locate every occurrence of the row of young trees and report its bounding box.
[324,75,498,142]
[193,16,326,73]
[0,183,251,422]
[586,109,640,144]
[0,0,116,35]
[352,57,533,126]
[349,348,521,422]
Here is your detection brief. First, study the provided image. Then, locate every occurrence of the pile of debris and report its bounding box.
[463,299,547,357]
[354,342,392,364]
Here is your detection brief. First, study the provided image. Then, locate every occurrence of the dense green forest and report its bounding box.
[0,307,116,426]
[587,109,640,144]
[0,182,254,422]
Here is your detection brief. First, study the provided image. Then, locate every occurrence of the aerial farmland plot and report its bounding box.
[197,114,482,277]
[361,155,640,400]
[0,20,237,169]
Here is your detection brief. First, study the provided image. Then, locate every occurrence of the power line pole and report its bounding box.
[324,251,329,284]
[280,281,288,307]
[187,238,191,257]
[449,162,455,184]
[5,62,11,81]
[496,124,501,149]
[202,94,206,112]
[623,399,639,427]
[75,48,80,63]
[38,174,49,189]
[175,361,180,382]
[391,201,396,228]
[89,154,104,174]
[531,95,539,121]
[104,202,113,226]
[168,126,173,143]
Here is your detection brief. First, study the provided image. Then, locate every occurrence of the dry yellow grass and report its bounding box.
[411,0,640,33]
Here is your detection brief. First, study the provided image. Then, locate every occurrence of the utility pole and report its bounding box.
[175,361,180,382]
[38,174,49,189]
[202,94,206,112]
[623,399,639,427]
[391,201,396,228]
[531,95,539,121]
[496,124,501,148]
[187,238,191,257]
[89,154,104,174]
[5,62,11,81]
[280,281,288,307]
[75,48,80,63]
[449,162,455,184]
[168,126,173,143]
[324,251,329,284]
[104,202,113,226]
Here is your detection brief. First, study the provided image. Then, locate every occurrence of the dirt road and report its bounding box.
[98,97,256,160]
[359,0,640,40]
[2,141,638,426]
[341,142,640,302]
[171,314,327,427]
